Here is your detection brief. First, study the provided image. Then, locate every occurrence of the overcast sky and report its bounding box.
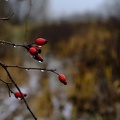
[7,0,109,21]
[50,0,105,18]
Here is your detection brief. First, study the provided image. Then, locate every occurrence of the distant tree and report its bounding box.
[6,0,49,23]
[105,0,120,19]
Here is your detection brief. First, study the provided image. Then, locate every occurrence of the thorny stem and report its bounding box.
[0,61,37,120]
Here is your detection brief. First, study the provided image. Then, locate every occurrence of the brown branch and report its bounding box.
[0,40,35,51]
[6,65,58,74]
[0,13,14,21]
[0,61,37,120]
[0,40,27,48]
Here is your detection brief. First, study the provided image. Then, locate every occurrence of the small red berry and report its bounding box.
[29,47,37,55]
[34,54,43,62]
[58,74,67,85]
[14,91,27,100]
[35,38,48,46]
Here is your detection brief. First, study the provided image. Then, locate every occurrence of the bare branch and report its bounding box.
[0,78,11,84]
[0,40,27,48]
[0,40,36,51]
[0,78,13,97]
[0,13,14,21]
[6,65,58,74]
[0,61,37,120]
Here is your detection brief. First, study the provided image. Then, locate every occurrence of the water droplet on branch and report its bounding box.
[1,43,5,45]
[17,98,22,100]
[38,61,42,63]
[41,70,45,72]
[26,69,29,71]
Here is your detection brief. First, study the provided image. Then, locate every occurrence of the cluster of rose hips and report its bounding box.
[26,38,48,62]
[13,38,67,100]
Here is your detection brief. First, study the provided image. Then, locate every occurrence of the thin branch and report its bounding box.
[6,65,58,74]
[0,13,14,21]
[0,61,37,120]
[0,78,13,97]
[7,84,12,97]
[0,78,11,84]
[0,40,27,48]
[0,40,35,50]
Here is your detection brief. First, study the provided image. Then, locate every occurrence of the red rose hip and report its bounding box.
[34,54,43,62]
[33,46,42,54]
[35,38,48,46]
[14,91,27,100]
[58,74,67,85]
[29,47,37,55]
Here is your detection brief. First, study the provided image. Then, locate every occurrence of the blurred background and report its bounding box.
[0,0,120,120]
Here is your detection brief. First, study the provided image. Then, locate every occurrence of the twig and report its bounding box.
[0,13,14,21]
[0,61,37,120]
[0,78,13,97]
[0,40,35,50]
[6,65,58,74]
[0,40,27,48]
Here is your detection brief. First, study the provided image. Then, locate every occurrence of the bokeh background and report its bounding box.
[0,0,120,120]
